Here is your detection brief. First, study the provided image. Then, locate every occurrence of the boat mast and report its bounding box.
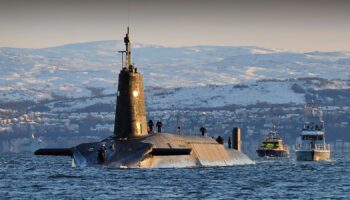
[124,26,133,69]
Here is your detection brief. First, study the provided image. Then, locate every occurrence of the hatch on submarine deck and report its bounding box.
[35,27,254,168]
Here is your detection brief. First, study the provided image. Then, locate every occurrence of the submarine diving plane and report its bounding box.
[35,28,254,168]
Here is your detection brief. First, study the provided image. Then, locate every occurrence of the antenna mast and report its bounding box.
[124,27,132,69]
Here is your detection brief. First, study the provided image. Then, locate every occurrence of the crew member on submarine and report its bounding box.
[156,120,162,133]
[148,120,154,133]
[200,126,206,136]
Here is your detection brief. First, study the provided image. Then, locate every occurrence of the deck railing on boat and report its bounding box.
[295,144,330,151]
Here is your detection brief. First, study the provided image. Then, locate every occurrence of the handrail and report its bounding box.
[295,144,330,151]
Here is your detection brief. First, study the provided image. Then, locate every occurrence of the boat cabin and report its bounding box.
[261,140,283,150]
[260,131,284,149]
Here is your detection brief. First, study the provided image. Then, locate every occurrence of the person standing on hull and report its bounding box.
[200,126,206,136]
[97,145,106,164]
[156,120,162,133]
[148,120,154,133]
[177,125,181,135]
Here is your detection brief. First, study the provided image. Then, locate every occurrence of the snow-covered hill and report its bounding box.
[0,41,349,104]
[31,78,349,113]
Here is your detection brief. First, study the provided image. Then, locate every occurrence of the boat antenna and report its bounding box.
[271,121,277,136]
[119,0,132,69]
[128,0,131,27]
[124,26,133,70]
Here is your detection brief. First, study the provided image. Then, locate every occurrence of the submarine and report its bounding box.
[35,27,254,168]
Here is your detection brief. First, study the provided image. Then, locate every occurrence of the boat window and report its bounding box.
[302,135,312,140]
[263,142,278,148]
[302,135,323,140]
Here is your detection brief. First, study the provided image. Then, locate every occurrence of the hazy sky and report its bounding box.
[0,0,349,51]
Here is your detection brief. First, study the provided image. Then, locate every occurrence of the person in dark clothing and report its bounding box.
[177,125,181,135]
[216,136,224,144]
[200,126,206,136]
[148,120,154,133]
[156,120,162,133]
[228,136,232,149]
[97,145,106,164]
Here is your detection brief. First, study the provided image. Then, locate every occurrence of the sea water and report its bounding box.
[0,152,349,199]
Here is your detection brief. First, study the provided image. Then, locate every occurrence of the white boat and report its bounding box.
[295,104,330,161]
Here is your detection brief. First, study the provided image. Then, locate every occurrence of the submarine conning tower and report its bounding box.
[114,27,148,138]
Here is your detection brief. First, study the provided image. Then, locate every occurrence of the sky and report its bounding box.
[0,0,349,52]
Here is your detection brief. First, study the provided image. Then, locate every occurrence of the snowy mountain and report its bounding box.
[24,78,349,113]
[0,41,349,105]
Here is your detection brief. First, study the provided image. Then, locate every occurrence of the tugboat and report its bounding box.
[295,104,330,161]
[256,125,289,157]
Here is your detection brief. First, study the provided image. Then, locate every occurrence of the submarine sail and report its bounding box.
[114,27,148,138]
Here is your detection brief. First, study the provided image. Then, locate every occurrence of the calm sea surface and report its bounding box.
[0,152,349,199]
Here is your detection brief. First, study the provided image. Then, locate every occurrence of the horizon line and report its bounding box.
[1,40,349,53]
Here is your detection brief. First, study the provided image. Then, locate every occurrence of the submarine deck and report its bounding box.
[72,133,254,168]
